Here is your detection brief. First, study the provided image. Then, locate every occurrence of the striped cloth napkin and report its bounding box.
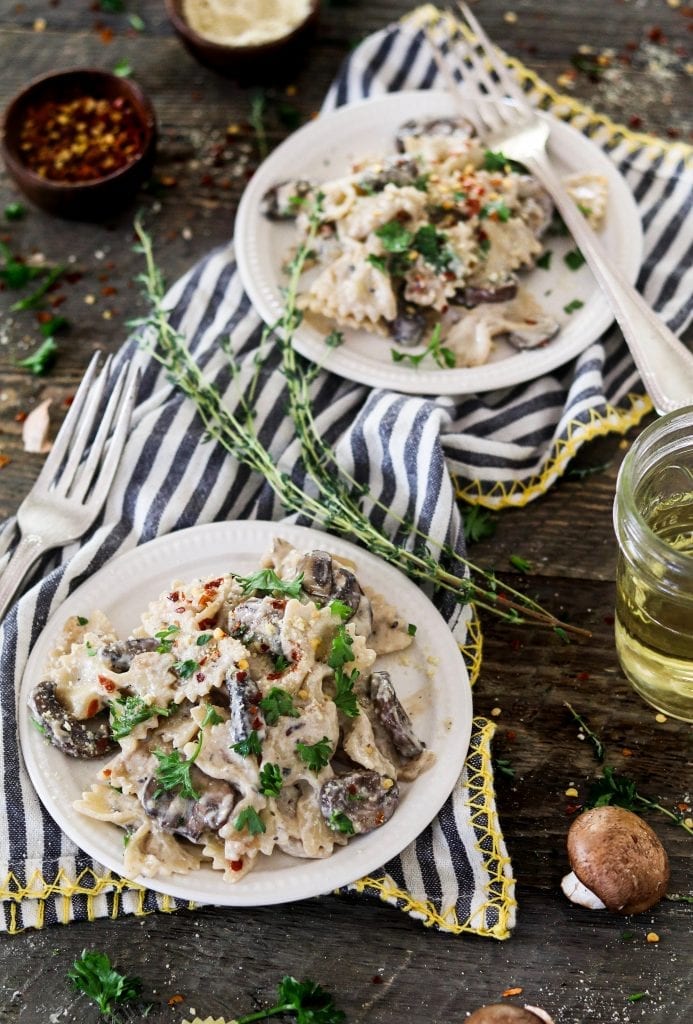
[1,5,691,937]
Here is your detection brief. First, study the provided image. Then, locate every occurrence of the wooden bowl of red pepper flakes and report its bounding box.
[1,68,156,220]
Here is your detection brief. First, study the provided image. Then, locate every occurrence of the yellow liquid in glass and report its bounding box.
[615,491,693,722]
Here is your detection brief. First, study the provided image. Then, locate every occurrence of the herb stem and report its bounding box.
[564,701,605,761]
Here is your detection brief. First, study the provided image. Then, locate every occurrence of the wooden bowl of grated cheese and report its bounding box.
[165,0,321,80]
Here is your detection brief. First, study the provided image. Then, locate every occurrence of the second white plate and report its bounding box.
[235,89,642,395]
[20,521,472,907]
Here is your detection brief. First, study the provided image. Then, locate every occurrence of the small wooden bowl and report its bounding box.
[1,68,157,220]
[164,0,320,81]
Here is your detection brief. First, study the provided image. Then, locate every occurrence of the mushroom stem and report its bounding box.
[560,870,606,910]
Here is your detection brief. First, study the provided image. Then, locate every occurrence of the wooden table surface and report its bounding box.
[0,2,691,1022]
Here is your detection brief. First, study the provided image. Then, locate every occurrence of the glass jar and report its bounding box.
[613,407,693,722]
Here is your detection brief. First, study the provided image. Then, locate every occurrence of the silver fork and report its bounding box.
[0,353,139,623]
[435,2,693,414]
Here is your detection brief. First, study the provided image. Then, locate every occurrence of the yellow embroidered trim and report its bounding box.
[460,604,483,686]
[455,392,652,509]
[405,5,692,164]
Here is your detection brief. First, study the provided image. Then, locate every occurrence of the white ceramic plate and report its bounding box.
[20,521,472,907]
[235,89,643,395]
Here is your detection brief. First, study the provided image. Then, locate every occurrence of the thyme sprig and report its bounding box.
[132,216,588,637]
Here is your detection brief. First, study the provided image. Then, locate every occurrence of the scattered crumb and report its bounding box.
[655,713,668,723]
[565,787,579,797]
[647,931,660,943]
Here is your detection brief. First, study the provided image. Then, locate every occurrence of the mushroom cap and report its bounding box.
[466,1007,547,1024]
[566,806,669,914]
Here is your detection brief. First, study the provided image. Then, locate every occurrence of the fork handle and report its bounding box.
[0,534,49,624]
[526,152,693,415]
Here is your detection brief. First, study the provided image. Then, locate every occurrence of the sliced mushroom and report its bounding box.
[141,771,236,842]
[443,290,559,365]
[228,596,286,657]
[100,637,159,673]
[395,117,475,151]
[390,299,428,347]
[562,806,670,914]
[517,175,554,237]
[466,1006,555,1024]
[301,550,374,636]
[458,279,518,308]
[370,671,424,759]
[506,313,560,350]
[358,156,422,193]
[29,680,114,759]
[226,673,264,744]
[261,179,314,220]
[320,769,399,834]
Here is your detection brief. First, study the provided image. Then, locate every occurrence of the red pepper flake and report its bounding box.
[98,26,113,44]
[676,801,691,812]
[159,175,178,187]
[509,638,522,652]
[266,672,282,681]
[575,671,590,682]
[102,767,112,777]
[629,114,643,129]
[205,577,224,589]
[236,670,248,683]
[36,310,53,324]
[371,976,384,985]
[622,747,634,757]
[505,730,517,742]
[603,613,615,625]
[0,455,11,469]
[101,285,117,296]
[502,988,523,998]
[86,698,100,717]
[229,858,243,871]
[14,411,27,423]
[98,675,116,692]
[647,26,664,43]
[168,591,180,602]
[19,94,145,183]
[199,617,215,630]
[49,294,67,308]
[252,717,262,729]
[195,672,205,682]
[565,803,580,815]
[64,271,83,284]
[168,994,185,1006]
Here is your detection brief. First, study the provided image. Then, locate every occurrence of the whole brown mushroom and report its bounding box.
[466,1006,555,1024]
[561,805,670,914]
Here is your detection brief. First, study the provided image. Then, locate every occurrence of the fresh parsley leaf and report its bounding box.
[391,322,455,370]
[99,0,125,10]
[375,219,414,253]
[407,622,417,636]
[0,242,44,288]
[273,653,291,672]
[17,337,58,376]
[288,194,307,209]
[333,666,360,718]
[463,505,497,545]
[77,616,89,626]
[585,766,640,813]
[536,250,552,270]
[412,224,452,271]
[201,704,224,727]
[564,248,586,271]
[31,717,48,737]
[113,59,132,78]
[4,202,25,221]
[296,737,332,773]
[234,805,266,835]
[259,762,284,797]
[324,329,344,348]
[366,254,387,274]
[328,625,354,670]
[154,623,180,653]
[232,730,263,757]
[109,695,171,741]
[268,976,346,1024]
[493,757,515,779]
[196,633,212,646]
[329,811,355,835]
[413,173,430,191]
[40,315,69,338]
[236,568,304,599]
[172,659,198,678]
[153,748,199,800]
[260,687,299,725]
[67,949,141,1016]
[329,599,352,621]
[480,199,511,223]
[509,554,532,574]
[563,299,584,314]
[482,149,527,173]
[626,993,646,1003]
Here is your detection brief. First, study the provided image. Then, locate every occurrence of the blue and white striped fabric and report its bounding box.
[1,6,691,935]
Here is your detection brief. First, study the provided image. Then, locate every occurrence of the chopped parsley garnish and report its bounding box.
[325,329,344,348]
[236,568,304,599]
[463,505,497,544]
[564,248,586,271]
[328,625,353,670]
[391,322,455,370]
[407,623,417,636]
[413,173,430,191]
[196,633,212,646]
[231,976,345,1024]
[172,659,198,678]
[153,704,221,798]
[563,299,584,314]
[154,623,180,653]
[113,58,132,78]
[482,149,527,173]
[296,736,332,773]
[328,625,360,717]
[259,762,284,797]
[85,641,97,657]
[40,315,68,338]
[109,695,172,741]
[234,805,266,835]
[329,599,353,621]
[17,338,58,376]
[232,730,263,758]
[375,219,414,253]
[68,949,142,1017]
[577,202,593,218]
[260,687,299,725]
[288,194,308,209]
[128,12,145,31]
[480,199,511,222]
[508,554,532,574]
[536,250,553,270]
[478,236,491,255]
[31,717,48,737]
[366,253,388,274]
[77,616,89,626]
[328,811,355,835]
[412,224,452,271]
[626,993,646,1003]
[0,241,45,288]
[273,653,291,672]
[4,202,26,221]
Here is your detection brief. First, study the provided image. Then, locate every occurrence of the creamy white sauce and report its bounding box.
[182,0,312,46]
